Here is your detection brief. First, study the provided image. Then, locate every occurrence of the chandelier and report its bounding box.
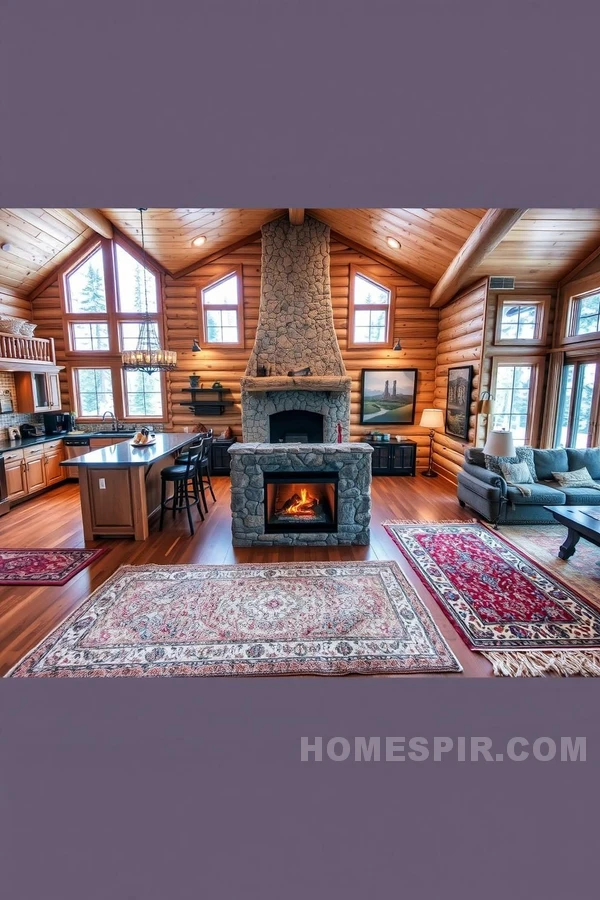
[121,207,177,375]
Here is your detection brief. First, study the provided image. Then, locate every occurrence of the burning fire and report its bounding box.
[283,487,318,517]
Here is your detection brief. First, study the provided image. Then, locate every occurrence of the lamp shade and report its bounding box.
[420,408,445,429]
[483,429,515,458]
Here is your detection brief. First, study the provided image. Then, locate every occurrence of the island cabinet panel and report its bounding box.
[89,469,134,528]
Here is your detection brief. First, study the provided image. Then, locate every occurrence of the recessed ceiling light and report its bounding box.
[386,237,401,250]
[1,242,12,252]
[192,235,207,247]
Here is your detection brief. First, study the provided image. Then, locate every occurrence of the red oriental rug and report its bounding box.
[0,548,107,586]
[384,521,600,677]
[7,561,461,677]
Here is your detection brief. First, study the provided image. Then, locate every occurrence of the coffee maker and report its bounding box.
[43,412,75,435]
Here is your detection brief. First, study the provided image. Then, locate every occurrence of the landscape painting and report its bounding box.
[360,369,418,425]
[445,365,473,440]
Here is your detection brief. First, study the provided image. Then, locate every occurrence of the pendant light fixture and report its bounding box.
[121,207,177,375]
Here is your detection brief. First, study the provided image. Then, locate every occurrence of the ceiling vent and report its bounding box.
[489,276,515,290]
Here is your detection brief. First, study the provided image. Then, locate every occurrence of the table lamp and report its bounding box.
[419,408,445,477]
[483,429,515,458]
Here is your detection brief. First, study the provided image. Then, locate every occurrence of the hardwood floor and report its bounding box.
[0,475,492,676]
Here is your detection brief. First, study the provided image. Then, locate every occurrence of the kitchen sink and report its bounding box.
[89,431,137,437]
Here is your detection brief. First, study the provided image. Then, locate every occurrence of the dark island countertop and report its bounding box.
[61,432,199,468]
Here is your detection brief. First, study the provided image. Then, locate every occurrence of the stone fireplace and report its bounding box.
[230,215,371,547]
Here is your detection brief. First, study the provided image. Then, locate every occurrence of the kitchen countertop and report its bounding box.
[61,432,199,468]
[0,431,138,455]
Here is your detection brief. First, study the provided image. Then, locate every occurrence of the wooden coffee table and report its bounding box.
[544,505,600,559]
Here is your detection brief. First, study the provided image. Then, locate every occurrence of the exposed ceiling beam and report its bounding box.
[558,241,600,286]
[328,229,433,288]
[429,208,528,308]
[67,208,114,239]
[288,208,305,225]
[172,231,262,278]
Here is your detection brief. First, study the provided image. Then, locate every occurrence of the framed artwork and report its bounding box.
[360,368,418,425]
[445,365,473,440]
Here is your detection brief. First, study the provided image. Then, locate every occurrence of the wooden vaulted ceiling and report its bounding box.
[2,208,600,302]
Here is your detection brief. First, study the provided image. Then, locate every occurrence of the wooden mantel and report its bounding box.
[241,375,352,393]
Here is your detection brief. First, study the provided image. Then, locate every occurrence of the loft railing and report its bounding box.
[0,331,56,365]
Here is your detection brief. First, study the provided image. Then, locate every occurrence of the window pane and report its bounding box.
[66,248,107,313]
[207,326,221,342]
[115,244,157,313]
[369,327,386,342]
[75,368,114,417]
[494,389,511,415]
[72,321,110,351]
[203,273,238,305]
[124,370,163,417]
[500,323,518,340]
[354,326,370,343]
[576,315,598,335]
[579,293,600,317]
[119,321,159,350]
[518,306,536,324]
[221,310,237,327]
[514,366,531,389]
[517,323,535,340]
[222,327,239,343]
[354,273,390,306]
[572,363,596,448]
[354,310,370,326]
[555,364,574,447]
[496,367,515,389]
[206,310,222,328]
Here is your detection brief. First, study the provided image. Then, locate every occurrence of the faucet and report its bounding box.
[101,410,119,432]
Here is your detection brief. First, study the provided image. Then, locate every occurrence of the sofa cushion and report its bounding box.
[560,485,600,505]
[500,460,534,487]
[465,447,485,468]
[566,447,600,479]
[533,447,568,481]
[506,483,566,506]
[552,466,598,488]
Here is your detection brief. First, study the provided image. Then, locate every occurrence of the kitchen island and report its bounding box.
[63,432,199,540]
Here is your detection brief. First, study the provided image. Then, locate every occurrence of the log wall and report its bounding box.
[432,279,487,480]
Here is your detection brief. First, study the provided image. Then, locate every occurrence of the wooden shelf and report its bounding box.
[181,386,233,415]
[241,375,352,393]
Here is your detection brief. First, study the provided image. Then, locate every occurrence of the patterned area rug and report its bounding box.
[497,524,600,607]
[384,522,600,677]
[0,548,107,586]
[8,562,461,677]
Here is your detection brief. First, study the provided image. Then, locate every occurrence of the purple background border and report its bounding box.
[2,1,600,898]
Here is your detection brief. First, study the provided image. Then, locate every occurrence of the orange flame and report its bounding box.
[286,488,316,515]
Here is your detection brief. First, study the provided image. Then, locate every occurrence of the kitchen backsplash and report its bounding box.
[0,372,41,440]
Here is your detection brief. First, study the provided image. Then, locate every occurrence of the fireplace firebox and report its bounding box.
[264,471,338,533]
[269,410,324,443]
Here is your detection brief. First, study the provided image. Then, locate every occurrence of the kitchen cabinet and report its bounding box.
[211,439,236,475]
[14,371,62,413]
[3,440,65,503]
[5,456,28,501]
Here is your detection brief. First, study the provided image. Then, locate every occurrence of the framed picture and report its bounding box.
[445,365,473,440]
[360,368,418,425]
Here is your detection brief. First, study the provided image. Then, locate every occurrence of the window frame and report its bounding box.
[494,295,550,346]
[565,288,600,342]
[199,266,244,349]
[347,265,396,350]
[61,236,167,424]
[554,353,600,448]
[489,356,544,446]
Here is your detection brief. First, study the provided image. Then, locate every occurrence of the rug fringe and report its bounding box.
[482,649,600,677]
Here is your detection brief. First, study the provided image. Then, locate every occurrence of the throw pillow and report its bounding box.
[485,446,537,481]
[551,466,599,488]
[500,460,534,485]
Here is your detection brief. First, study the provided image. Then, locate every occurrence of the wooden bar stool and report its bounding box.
[159,442,204,536]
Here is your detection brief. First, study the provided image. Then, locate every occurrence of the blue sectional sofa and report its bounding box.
[457,446,600,525]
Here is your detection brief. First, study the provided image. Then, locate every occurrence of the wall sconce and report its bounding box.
[392,338,402,351]
[477,391,494,415]
[191,339,202,352]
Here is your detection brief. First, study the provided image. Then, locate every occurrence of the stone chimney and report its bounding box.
[245,217,346,377]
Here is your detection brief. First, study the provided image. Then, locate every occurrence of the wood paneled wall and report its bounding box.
[166,239,438,468]
[0,287,32,321]
[31,280,70,410]
[432,280,488,480]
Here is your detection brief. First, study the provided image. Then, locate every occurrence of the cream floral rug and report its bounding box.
[8,561,461,677]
